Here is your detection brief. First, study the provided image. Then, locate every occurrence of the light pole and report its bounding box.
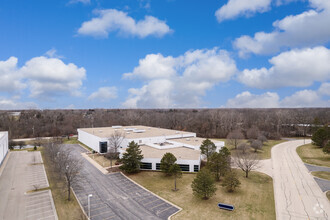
[88,194,93,219]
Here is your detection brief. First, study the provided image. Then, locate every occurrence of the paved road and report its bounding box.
[305,163,330,173]
[68,144,179,220]
[272,140,330,220]
[0,151,57,220]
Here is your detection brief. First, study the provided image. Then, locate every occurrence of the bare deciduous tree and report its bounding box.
[237,142,249,154]
[107,130,125,168]
[43,141,82,201]
[233,151,260,178]
[257,134,268,145]
[251,140,262,152]
[246,126,260,140]
[227,129,244,149]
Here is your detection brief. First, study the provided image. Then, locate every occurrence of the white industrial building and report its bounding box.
[78,126,224,172]
[0,131,9,168]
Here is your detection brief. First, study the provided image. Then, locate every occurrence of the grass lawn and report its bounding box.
[62,137,79,144]
[225,140,285,159]
[129,170,275,220]
[40,148,86,220]
[88,154,117,167]
[311,171,330,181]
[296,143,330,167]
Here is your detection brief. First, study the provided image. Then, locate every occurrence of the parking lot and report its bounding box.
[69,144,180,220]
[0,151,57,220]
[25,190,57,220]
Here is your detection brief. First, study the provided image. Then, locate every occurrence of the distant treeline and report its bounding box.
[0,108,329,139]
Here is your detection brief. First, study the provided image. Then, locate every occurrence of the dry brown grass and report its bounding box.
[297,143,330,167]
[88,154,117,167]
[128,170,275,220]
[311,171,330,181]
[224,139,285,159]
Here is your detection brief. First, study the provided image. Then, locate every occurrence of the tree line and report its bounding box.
[0,108,329,139]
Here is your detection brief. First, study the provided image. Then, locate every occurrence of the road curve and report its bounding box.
[272,140,330,220]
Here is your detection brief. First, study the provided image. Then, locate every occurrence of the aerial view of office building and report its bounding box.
[78,126,224,172]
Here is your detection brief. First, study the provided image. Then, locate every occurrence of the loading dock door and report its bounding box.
[99,142,108,153]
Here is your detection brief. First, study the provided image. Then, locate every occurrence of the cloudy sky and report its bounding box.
[1,0,329,109]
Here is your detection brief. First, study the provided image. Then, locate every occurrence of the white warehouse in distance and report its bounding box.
[78,125,224,172]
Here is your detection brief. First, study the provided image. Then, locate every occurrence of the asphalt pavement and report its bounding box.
[67,144,180,220]
[272,140,330,220]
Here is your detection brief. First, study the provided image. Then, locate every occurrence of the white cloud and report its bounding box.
[0,57,26,93]
[123,48,238,108]
[0,97,38,110]
[280,89,328,107]
[69,0,90,4]
[45,48,64,59]
[20,56,86,99]
[238,47,330,89]
[226,91,280,108]
[78,9,172,38]
[318,82,330,96]
[88,87,117,102]
[234,0,330,56]
[225,89,329,108]
[215,0,271,22]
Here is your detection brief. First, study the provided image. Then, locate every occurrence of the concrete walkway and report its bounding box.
[272,140,330,220]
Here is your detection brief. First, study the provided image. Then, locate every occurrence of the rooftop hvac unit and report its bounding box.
[124,128,135,131]
[133,129,146,133]
[112,126,122,129]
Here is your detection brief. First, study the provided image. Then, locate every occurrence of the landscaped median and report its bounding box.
[40,147,87,220]
[128,170,275,220]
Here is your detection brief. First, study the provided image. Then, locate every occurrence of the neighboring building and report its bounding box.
[78,126,224,172]
[0,131,9,168]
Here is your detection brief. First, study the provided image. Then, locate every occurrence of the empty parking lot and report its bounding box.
[0,151,57,220]
[69,144,180,220]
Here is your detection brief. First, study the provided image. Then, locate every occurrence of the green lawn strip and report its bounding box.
[62,137,79,144]
[296,144,330,167]
[311,171,330,181]
[224,139,285,159]
[128,170,275,220]
[40,148,86,220]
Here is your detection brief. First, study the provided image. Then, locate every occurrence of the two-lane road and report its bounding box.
[272,140,330,219]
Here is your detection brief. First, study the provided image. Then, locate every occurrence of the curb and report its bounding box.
[81,153,109,174]
[0,151,10,177]
[120,172,182,220]
[72,187,89,220]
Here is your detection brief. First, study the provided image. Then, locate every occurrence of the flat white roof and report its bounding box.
[170,137,223,146]
[79,125,195,139]
[134,145,200,161]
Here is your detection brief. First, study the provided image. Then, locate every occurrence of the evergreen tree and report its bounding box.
[200,139,216,162]
[208,147,231,181]
[222,170,241,192]
[312,126,329,148]
[191,168,216,200]
[160,152,177,175]
[120,141,144,173]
